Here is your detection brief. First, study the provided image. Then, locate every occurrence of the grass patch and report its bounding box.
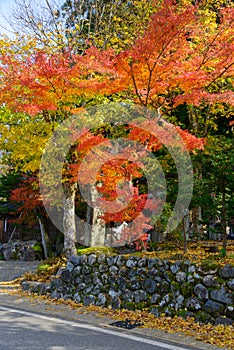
[37,263,51,272]
[77,246,118,256]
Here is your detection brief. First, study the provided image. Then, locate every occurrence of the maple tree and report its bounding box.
[0,40,116,116]
[55,111,204,250]
[101,0,233,241]
[3,0,232,118]
[0,39,115,257]
[108,0,234,110]
[0,0,232,257]
[0,102,204,257]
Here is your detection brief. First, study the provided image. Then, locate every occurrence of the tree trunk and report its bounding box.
[182,216,187,254]
[63,183,78,258]
[37,214,48,260]
[85,201,92,246]
[221,181,227,253]
[89,185,106,246]
[35,209,50,259]
[191,207,202,239]
[192,162,203,239]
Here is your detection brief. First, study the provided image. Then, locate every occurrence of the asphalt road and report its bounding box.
[0,306,208,350]
[0,261,40,282]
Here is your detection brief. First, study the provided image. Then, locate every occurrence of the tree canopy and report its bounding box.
[0,0,233,257]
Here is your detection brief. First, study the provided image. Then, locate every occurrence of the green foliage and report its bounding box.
[0,172,22,214]
[192,136,234,224]
[59,0,155,53]
[124,301,136,310]
[219,247,227,258]
[34,256,66,277]
[201,259,219,272]
[32,242,43,254]
[37,263,51,272]
[152,203,172,234]
[181,282,194,297]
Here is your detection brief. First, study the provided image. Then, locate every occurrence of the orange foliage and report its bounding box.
[109,0,234,109]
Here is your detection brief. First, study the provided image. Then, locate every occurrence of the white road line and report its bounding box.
[0,305,194,350]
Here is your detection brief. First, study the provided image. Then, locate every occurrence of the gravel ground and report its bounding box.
[0,260,41,282]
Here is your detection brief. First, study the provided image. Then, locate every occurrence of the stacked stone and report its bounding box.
[22,254,234,325]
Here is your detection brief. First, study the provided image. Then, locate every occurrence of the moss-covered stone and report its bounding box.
[201,259,218,272]
[181,282,194,297]
[195,311,214,324]
[124,301,136,310]
[171,281,181,292]
[135,301,149,310]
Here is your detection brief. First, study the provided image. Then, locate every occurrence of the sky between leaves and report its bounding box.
[0,0,16,37]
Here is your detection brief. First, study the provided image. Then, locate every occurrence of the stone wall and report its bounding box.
[1,241,42,261]
[22,254,234,325]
